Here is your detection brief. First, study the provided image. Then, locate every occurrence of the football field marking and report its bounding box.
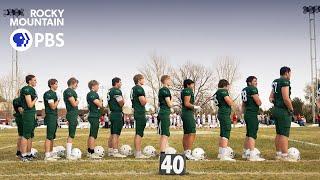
[0,159,319,164]
[0,171,319,177]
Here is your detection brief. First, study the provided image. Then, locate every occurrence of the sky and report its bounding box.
[0,0,319,110]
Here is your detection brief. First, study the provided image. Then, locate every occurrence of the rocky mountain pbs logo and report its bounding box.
[5,8,65,52]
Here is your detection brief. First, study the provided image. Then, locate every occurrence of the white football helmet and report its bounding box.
[226,147,235,159]
[94,146,105,157]
[288,147,300,161]
[53,146,66,157]
[143,145,157,157]
[71,148,82,159]
[31,148,38,157]
[165,147,177,154]
[192,148,206,160]
[120,144,133,156]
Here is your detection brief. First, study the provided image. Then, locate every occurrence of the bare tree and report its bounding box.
[0,72,25,115]
[215,56,240,86]
[139,53,173,108]
[171,61,215,112]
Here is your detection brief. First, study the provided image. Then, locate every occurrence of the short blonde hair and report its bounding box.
[133,74,144,85]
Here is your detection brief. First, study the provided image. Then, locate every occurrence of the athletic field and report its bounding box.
[0,127,319,179]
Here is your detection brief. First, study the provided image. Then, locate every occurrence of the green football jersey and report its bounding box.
[272,78,291,109]
[213,88,231,115]
[131,85,146,113]
[241,86,259,113]
[13,97,22,117]
[63,88,78,112]
[87,91,100,118]
[108,87,123,112]
[43,90,58,115]
[158,87,171,113]
[181,88,194,111]
[20,85,37,113]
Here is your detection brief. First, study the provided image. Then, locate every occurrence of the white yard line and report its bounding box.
[0,171,319,177]
[0,159,319,164]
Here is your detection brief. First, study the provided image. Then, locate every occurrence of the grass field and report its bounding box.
[0,127,319,179]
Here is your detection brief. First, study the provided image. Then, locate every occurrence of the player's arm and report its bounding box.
[25,95,37,108]
[269,90,274,103]
[68,96,79,107]
[183,95,195,109]
[241,102,246,114]
[224,96,234,107]
[48,99,59,110]
[165,97,173,108]
[93,99,103,108]
[252,94,262,106]
[281,86,293,111]
[139,96,147,106]
[115,95,125,107]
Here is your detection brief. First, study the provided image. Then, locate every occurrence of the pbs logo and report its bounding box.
[10,28,33,52]
[10,28,64,52]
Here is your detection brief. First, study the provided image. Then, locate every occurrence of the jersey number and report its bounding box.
[130,89,134,101]
[212,94,219,106]
[272,82,278,93]
[241,90,247,102]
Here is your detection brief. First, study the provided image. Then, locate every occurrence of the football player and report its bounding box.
[20,75,38,162]
[107,77,126,158]
[181,79,201,160]
[241,76,265,161]
[158,75,173,155]
[269,66,295,161]
[131,74,149,158]
[212,79,235,161]
[63,77,79,160]
[43,79,61,161]
[86,80,103,159]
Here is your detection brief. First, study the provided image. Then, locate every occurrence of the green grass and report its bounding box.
[0,127,319,179]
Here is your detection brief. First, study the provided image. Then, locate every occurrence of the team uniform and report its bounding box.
[13,97,23,137]
[20,86,37,139]
[63,88,78,138]
[87,91,101,139]
[181,88,196,134]
[43,90,58,140]
[108,87,124,135]
[213,89,231,139]
[158,87,171,137]
[131,85,146,137]
[242,86,259,139]
[272,78,292,137]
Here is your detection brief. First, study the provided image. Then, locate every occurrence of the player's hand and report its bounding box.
[194,105,201,110]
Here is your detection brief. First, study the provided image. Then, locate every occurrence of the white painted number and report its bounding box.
[161,155,172,174]
[241,90,247,102]
[172,155,184,174]
[160,155,185,174]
